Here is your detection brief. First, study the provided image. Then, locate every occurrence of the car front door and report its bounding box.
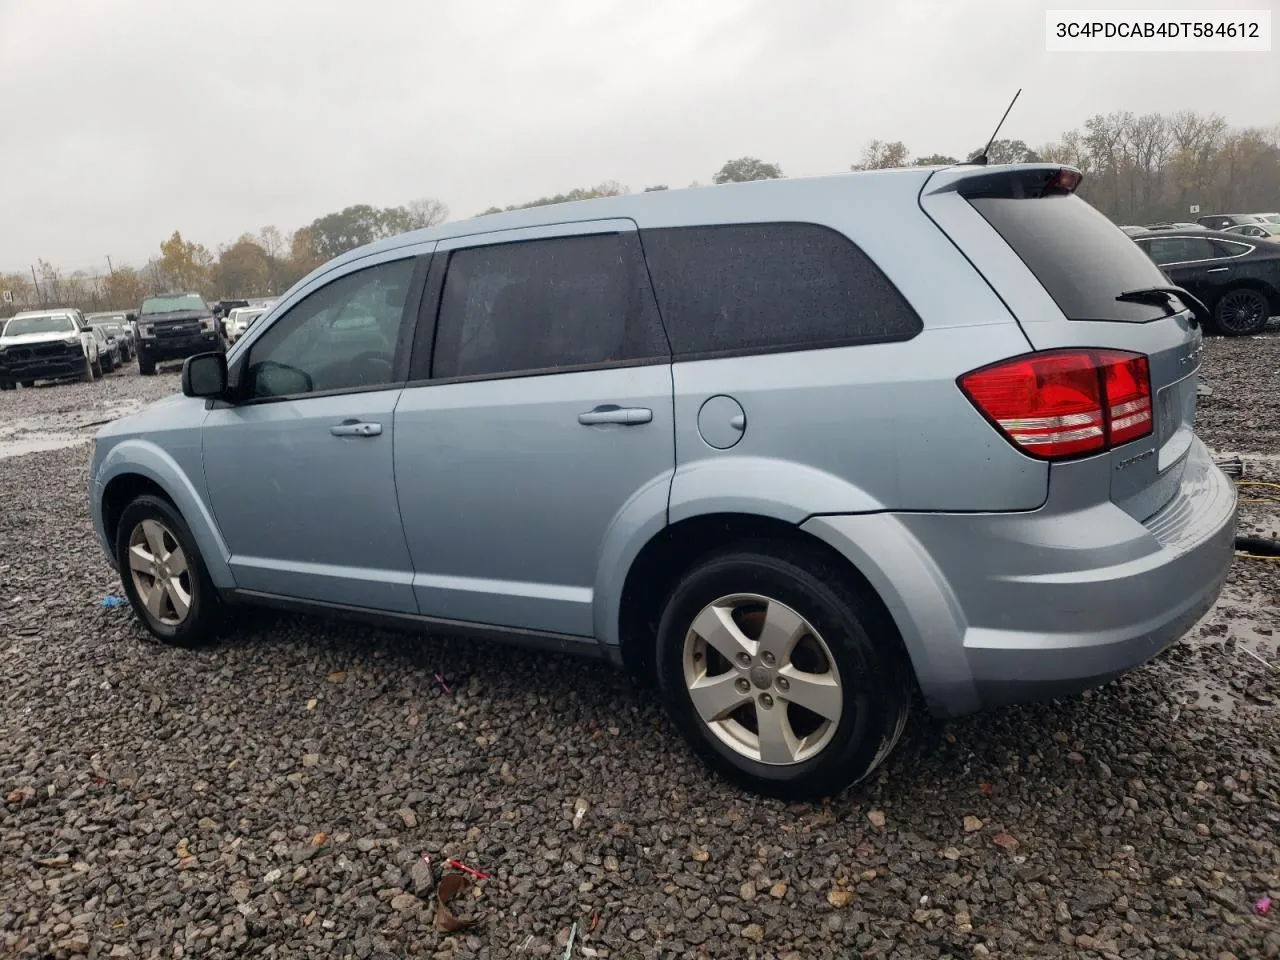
[393,221,675,637]
[202,250,431,613]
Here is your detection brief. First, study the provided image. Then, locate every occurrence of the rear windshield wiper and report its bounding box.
[1116,285,1207,329]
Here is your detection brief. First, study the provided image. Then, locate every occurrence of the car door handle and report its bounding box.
[330,420,382,437]
[1206,267,1229,274]
[578,405,653,426]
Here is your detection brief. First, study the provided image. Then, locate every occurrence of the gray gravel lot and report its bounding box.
[1,346,1278,960]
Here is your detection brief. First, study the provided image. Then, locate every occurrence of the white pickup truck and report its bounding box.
[0,309,102,389]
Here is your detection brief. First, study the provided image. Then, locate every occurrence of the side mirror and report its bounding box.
[182,352,228,399]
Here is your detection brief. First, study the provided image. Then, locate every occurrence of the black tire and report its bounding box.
[1213,287,1270,336]
[115,494,220,647]
[655,543,911,800]
[91,356,103,378]
[0,381,13,391]
[138,356,156,376]
[81,356,96,382]
[20,380,34,389]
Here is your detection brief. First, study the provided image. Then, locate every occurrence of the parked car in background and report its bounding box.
[89,324,121,373]
[1142,221,1206,232]
[136,292,225,375]
[86,312,136,361]
[0,308,102,388]
[1223,223,1280,241]
[90,164,1236,799]
[1255,213,1280,225]
[225,305,271,343]
[1130,228,1280,336]
[1196,214,1267,231]
[1118,225,1146,236]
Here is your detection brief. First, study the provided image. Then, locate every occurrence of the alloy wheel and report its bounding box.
[682,593,843,765]
[127,519,192,626]
[1217,290,1267,335]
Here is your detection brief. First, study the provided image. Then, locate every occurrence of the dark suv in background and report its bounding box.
[136,293,224,375]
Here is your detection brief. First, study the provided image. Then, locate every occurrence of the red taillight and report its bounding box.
[959,349,1152,461]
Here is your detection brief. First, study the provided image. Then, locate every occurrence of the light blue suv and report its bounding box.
[90,165,1237,798]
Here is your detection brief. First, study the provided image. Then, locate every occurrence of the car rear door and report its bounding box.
[1134,234,1239,309]
[392,220,675,638]
[920,166,1204,524]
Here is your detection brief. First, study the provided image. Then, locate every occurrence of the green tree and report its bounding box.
[852,140,910,170]
[101,266,148,311]
[476,182,629,216]
[968,138,1040,164]
[215,235,272,297]
[158,231,213,292]
[713,158,783,183]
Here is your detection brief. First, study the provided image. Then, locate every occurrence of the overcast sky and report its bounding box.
[0,0,1274,275]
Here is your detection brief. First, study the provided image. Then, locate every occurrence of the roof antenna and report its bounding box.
[970,88,1022,166]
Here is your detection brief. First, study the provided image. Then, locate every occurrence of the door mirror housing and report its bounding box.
[182,352,228,398]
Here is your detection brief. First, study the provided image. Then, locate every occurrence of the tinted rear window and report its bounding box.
[969,194,1172,322]
[640,223,922,357]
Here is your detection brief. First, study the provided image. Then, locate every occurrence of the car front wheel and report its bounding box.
[656,544,911,800]
[115,494,220,647]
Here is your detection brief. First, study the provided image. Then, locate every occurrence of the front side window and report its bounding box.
[640,222,923,356]
[244,257,416,399]
[429,232,668,379]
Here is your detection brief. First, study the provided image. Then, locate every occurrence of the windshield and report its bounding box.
[141,294,207,315]
[88,314,126,324]
[3,315,77,336]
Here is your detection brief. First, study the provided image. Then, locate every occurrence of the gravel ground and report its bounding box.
[1,346,1278,960]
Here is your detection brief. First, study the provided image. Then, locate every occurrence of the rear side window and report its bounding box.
[969,194,1172,322]
[430,232,669,379]
[639,223,922,358]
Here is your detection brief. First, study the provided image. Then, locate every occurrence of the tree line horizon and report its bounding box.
[3,109,1277,319]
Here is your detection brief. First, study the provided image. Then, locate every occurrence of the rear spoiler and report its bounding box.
[921,164,1084,200]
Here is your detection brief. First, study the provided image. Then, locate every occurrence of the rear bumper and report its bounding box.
[802,437,1237,717]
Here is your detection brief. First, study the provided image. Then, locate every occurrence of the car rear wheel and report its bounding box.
[0,381,13,391]
[656,543,911,800]
[116,495,220,647]
[1214,288,1270,336]
[81,356,96,382]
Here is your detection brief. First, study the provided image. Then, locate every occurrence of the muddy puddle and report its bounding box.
[1176,596,1280,717]
[0,398,147,460]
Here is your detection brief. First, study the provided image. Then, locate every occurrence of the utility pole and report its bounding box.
[106,255,114,275]
[30,265,41,306]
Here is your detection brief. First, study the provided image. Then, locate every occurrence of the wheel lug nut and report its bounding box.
[759,694,773,709]
[762,651,776,666]
[735,678,750,693]
[776,677,789,691]
[736,653,751,667]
